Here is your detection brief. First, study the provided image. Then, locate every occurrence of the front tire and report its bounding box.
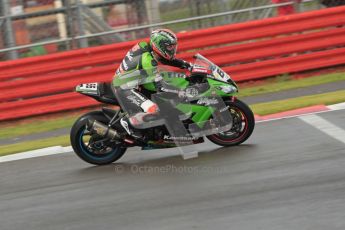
[70,111,127,165]
[207,99,255,146]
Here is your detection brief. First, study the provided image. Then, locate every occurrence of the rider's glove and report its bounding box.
[181,60,193,71]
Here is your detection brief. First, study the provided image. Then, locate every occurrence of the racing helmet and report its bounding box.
[150,29,177,61]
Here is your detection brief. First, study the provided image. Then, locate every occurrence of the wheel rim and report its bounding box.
[78,127,120,160]
[211,106,249,143]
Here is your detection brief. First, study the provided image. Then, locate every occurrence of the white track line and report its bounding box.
[0,146,72,163]
[327,102,345,111]
[299,114,345,145]
[255,110,330,123]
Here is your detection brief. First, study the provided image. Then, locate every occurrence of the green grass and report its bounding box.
[0,135,70,157]
[0,116,78,140]
[238,72,345,97]
[251,89,345,115]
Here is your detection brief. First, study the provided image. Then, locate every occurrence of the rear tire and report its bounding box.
[70,111,127,165]
[207,99,255,146]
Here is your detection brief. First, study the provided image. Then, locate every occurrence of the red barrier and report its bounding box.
[0,65,114,101]
[0,92,100,121]
[0,6,345,121]
[224,47,345,81]
[2,27,345,102]
[1,5,345,81]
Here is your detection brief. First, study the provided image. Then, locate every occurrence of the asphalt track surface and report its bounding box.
[1,110,345,230]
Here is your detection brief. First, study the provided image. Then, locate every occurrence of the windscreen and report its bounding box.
[194,54,234,84]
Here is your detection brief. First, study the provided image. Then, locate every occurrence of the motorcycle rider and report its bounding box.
[112,29,192,135]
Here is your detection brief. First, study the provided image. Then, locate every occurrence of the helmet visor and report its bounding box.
[165,43,177,59]
[166,44,176,51]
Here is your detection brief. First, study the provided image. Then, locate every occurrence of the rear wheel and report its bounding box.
[207,99,255,146]
[70,111,127,165]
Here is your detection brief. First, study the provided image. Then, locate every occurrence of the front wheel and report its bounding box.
[70,111,127,165]
[207,99,255,146]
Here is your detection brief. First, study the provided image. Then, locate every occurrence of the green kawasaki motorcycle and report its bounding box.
[70,54,255,165]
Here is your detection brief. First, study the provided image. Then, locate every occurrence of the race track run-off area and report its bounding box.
[0,109,345,230]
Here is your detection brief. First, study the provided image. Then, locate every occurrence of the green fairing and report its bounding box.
[174,78,238,127]
[142,72,189,91]
[163,73,189,88]
[176,103,215,128]
[200,78,238,97]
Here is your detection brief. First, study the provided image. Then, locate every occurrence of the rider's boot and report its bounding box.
[131,99,159,127]
[120,102,159,138]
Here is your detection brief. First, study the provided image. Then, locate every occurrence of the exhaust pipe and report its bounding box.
[87,119,121,140]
